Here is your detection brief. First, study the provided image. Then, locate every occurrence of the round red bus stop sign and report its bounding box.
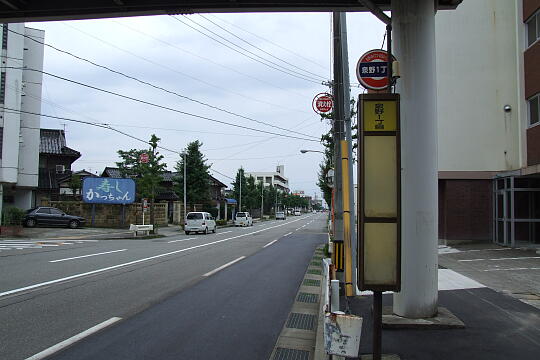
[312,93,334,114]
[356,49,394,90]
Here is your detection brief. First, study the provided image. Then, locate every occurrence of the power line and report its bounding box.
[9,67,319,142]
[7,27,317,140]
[3,106,236,180]
[198,14,326,80]
[208,14,329,71]
[171,15,323,84]
[112,20,312,106]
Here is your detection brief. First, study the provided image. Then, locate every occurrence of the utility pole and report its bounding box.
[332,11,356,297]
[260,181,264,219]
[239,169,242,212]
[183,151,187,222]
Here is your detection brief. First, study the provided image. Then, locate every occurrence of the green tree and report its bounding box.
[174,140,211,209]
[117,134,167,228]
[232,167,247,211]
[317,97,357,209]
[244,175,259,211]
[69,174,82,199]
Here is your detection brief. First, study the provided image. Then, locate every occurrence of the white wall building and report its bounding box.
[0,23,45,215]
[435,0,539,246]
[245,165,290,193]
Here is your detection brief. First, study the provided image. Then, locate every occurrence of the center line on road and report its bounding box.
[263,239,278,248]
[203,256,246,277]
[0,216,305,299]
[219,230,232,235]
[459,256,540,262]
[25,317,122,360]
[167,237,197,243]
[49,249,128,263]
[284,232,293,236]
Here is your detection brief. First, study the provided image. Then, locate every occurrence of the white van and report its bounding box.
[185,212,217,235]
[234,212,253,227]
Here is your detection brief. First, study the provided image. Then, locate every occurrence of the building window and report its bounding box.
[529,94,540,126]
[527,11,540,47]
[1,23,7,49]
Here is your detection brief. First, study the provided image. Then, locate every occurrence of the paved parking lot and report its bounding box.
[439,243,540,308]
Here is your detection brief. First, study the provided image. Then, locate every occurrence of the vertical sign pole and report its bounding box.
[373,291,383,360]
[91,204,95,227]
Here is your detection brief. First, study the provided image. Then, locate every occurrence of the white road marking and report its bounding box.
[25,317,122,360]
[203,256,246,277]
[283,232,293,236]
[49,249,128,263]
[460,248,513,252]
[167,237,197,243]
[459,256,540,262]
[483,267,540,272]
[263,240,278,248]
[0,217,305,298]
[219,231,232,235]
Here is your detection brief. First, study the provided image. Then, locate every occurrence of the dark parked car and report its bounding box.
[23,207,86,229]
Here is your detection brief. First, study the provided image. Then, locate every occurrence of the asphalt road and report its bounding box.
[0,213,327,360]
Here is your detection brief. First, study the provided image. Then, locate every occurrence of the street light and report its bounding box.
[300,149,324,154]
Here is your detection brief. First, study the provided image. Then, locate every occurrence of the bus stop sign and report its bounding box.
[356,49,394,90]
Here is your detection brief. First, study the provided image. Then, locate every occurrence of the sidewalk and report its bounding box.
[315,242,540,360]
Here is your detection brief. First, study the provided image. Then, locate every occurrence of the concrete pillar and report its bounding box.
[392,0,439,318]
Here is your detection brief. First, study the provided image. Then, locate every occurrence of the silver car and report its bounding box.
[275,211,286,220]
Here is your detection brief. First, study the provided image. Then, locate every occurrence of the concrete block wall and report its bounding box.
[41,200,168,228]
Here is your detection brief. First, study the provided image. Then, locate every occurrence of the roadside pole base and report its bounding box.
[382,306,465,329]
[360,354,401,359]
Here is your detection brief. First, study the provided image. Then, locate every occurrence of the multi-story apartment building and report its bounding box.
[436,0,539,247]
[245,165,290,193]
[0,23,44,214]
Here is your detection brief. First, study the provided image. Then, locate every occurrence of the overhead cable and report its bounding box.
[8,67,319,142]
[7,27,317,139]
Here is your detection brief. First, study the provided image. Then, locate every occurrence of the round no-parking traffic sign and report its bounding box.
[356,49,395,90]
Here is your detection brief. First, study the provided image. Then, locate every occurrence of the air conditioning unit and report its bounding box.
[56,165,65,174]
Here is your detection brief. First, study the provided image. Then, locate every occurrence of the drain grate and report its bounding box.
[297,292,319,304]
[303,279,320,287]
[307,269,322,275]
[273,347,310,360]
[286,312,316,330]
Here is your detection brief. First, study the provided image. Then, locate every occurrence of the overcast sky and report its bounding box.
[28,12,386,200]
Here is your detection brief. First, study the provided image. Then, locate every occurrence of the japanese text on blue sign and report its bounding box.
[82,177,136,204]
[359,62,388,78]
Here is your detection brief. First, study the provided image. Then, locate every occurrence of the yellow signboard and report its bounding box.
[358,93,401,292]
[362,100,397,132]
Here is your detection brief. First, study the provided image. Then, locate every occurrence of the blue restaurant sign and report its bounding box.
[82,177,136,204]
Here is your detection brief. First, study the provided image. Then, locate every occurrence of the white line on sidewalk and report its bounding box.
[0,217,305,298]
[483,267,540,272]
[49,249,128,263]
[25,317,122,360]
[203,256,246,277]
[263,240,278,248]
[167,237,197,243]
[459,256,540,262]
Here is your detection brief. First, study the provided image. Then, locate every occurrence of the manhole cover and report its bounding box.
[286,312,316,330]
[297,292,319,303]
[273,347,310,360]
[303,279,320,287]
